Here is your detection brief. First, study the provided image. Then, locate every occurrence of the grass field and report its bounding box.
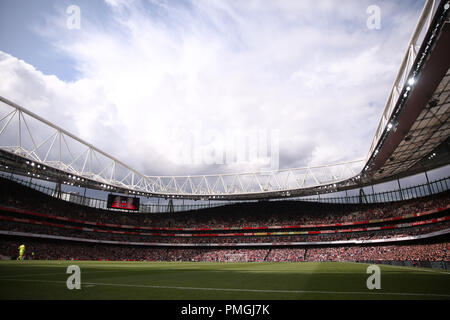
[0,260,449,300]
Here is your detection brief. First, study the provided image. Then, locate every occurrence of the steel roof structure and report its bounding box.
[362,0,450,184]
[0,0,449,200]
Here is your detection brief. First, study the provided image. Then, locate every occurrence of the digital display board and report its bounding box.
[107,194,140,211]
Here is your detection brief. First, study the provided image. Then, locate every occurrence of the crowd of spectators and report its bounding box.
[1,177,449,231]
[2,219,448,245]
[1,177,449,262]
[266,248,306,262]
[305,243,449,261]
[1,238,448,262]
[166,248,269,262]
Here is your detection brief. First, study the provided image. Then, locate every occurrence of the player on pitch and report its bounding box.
[17,244,25,261]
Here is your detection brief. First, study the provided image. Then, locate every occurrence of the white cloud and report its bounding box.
[0,0,424,176]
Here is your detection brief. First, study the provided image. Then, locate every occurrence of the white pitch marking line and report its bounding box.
[0,278,449,298]
[0,269,123,279]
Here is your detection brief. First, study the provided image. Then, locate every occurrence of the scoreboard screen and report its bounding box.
[107,194,140,211]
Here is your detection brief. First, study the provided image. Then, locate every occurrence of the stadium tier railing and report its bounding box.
[0,172,449,213]
[1,206,448,236]
[2,203,448,233]
[1,228,448,248]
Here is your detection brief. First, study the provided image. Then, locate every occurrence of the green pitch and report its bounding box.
[0,260,449,300]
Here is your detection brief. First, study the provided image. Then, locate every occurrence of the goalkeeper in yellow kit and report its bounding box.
[17,244,25,261]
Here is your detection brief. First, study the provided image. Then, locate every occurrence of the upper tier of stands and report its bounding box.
[1,177,449,231]
[0,177,449,248]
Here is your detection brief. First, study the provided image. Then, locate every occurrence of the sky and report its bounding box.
[0,0,429,178]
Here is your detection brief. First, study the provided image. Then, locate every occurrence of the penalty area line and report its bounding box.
[0,278,449,298]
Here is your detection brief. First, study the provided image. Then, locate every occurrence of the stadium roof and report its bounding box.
[0,0,449,200]
[362,0,450,185]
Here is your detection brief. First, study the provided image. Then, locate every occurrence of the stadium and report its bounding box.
[0,0,449,304]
